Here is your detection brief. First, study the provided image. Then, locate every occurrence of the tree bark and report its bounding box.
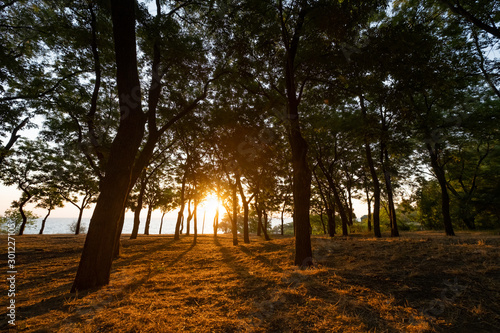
[75,206,85,235]
[186,199,192,235]
[236,175,251,243]
[39,208,51,235]
[360,96,381,237]
[277,1,312,266]
[17,190,32,236]
[213,206,219,237]
[231,182,238,245]
[380,144,399,237]
[426,143,455,236]
[131,172,146,239]
[144,205,152,235]
[113,209,125,259]
[193,198,198,244]
[174,172,187,240]
[159,211,166,234]
[71,0,146,292]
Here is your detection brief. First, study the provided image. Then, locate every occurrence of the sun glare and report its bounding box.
[200,194,223,218]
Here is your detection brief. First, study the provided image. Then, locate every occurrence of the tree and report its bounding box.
[0,139,47,235]
[72,0,218,291]
[35,186,64,235]
[0,208,38,234]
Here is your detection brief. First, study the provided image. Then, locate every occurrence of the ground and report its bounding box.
[1,231,500,332]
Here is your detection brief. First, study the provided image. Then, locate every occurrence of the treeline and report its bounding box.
[0,0,499,291]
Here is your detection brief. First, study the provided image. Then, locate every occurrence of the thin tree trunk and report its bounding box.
[281,203,285,236]
[380,144,399,237]
[39,208,51,235]
[186,199,192,235]
[193,199,198,244]
[17,191,32,236]
[131,173,146,239]
[159,211,166,234]
[113,209,125,259]
[174,172,187,240]
[213,207,219,237]
[71,0,147,292]
[318,161,349,236]
[360,96,381,237]
[144,205,152,235]
[237,175,251,243]
[231,182,238,245]
[426,143,455,236]
[75,206,85,235]
[202,210,205,234]
[319,209,327,234]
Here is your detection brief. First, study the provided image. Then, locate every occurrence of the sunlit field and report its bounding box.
[2,231,499,332]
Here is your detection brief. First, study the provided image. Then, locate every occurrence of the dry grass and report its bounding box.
[1,231,500,332]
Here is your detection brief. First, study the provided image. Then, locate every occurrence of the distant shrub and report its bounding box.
[69,220,87,234]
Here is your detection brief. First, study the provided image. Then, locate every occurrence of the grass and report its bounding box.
[1,231,499,332]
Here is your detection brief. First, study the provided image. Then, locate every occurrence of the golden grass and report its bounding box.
[1,231,499,332]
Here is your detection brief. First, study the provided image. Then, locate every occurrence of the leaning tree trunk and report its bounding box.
[39,208,51,235]
[71,0,146,292]
[427,143,455,236]
[144,204,152,235]
[75,206,85,235]
[159,211,166,234]
[17,190,32,236]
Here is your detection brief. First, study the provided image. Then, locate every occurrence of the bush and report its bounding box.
[69,220,87,234]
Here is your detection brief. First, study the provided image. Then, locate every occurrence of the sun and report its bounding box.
[200,194,223,218]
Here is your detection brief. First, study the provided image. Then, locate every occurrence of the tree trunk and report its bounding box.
[281,203,285,236]
[237,176,251,244]
[17,191,32,236]
[319,209,327,234]
[144,205,152,235]
[327,203,335,237]
[202,210,205,234]
[113,209,125,259]
[318,162,349,236]
[75,206,85,235]
[131,173,146,239]
[256,201,262,237]
[365,186,372,232]
[186,199,192,236]
[71,0,146,292]
[380,145,399,237]
[159,211,166,234]
[231,182,238,245]
[426,143,455,236]
[360,96,381,237]
[39,208,51,235]
[278,4,312,266]
[193,199,198,244]
[213,207,219,237]
[174,172,187,240]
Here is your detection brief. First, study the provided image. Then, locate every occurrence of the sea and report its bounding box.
[22,216,216,235]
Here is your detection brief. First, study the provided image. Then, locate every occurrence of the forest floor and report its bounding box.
[1,231,500,332]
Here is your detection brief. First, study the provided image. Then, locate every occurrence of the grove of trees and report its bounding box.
[0,0,499,291]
